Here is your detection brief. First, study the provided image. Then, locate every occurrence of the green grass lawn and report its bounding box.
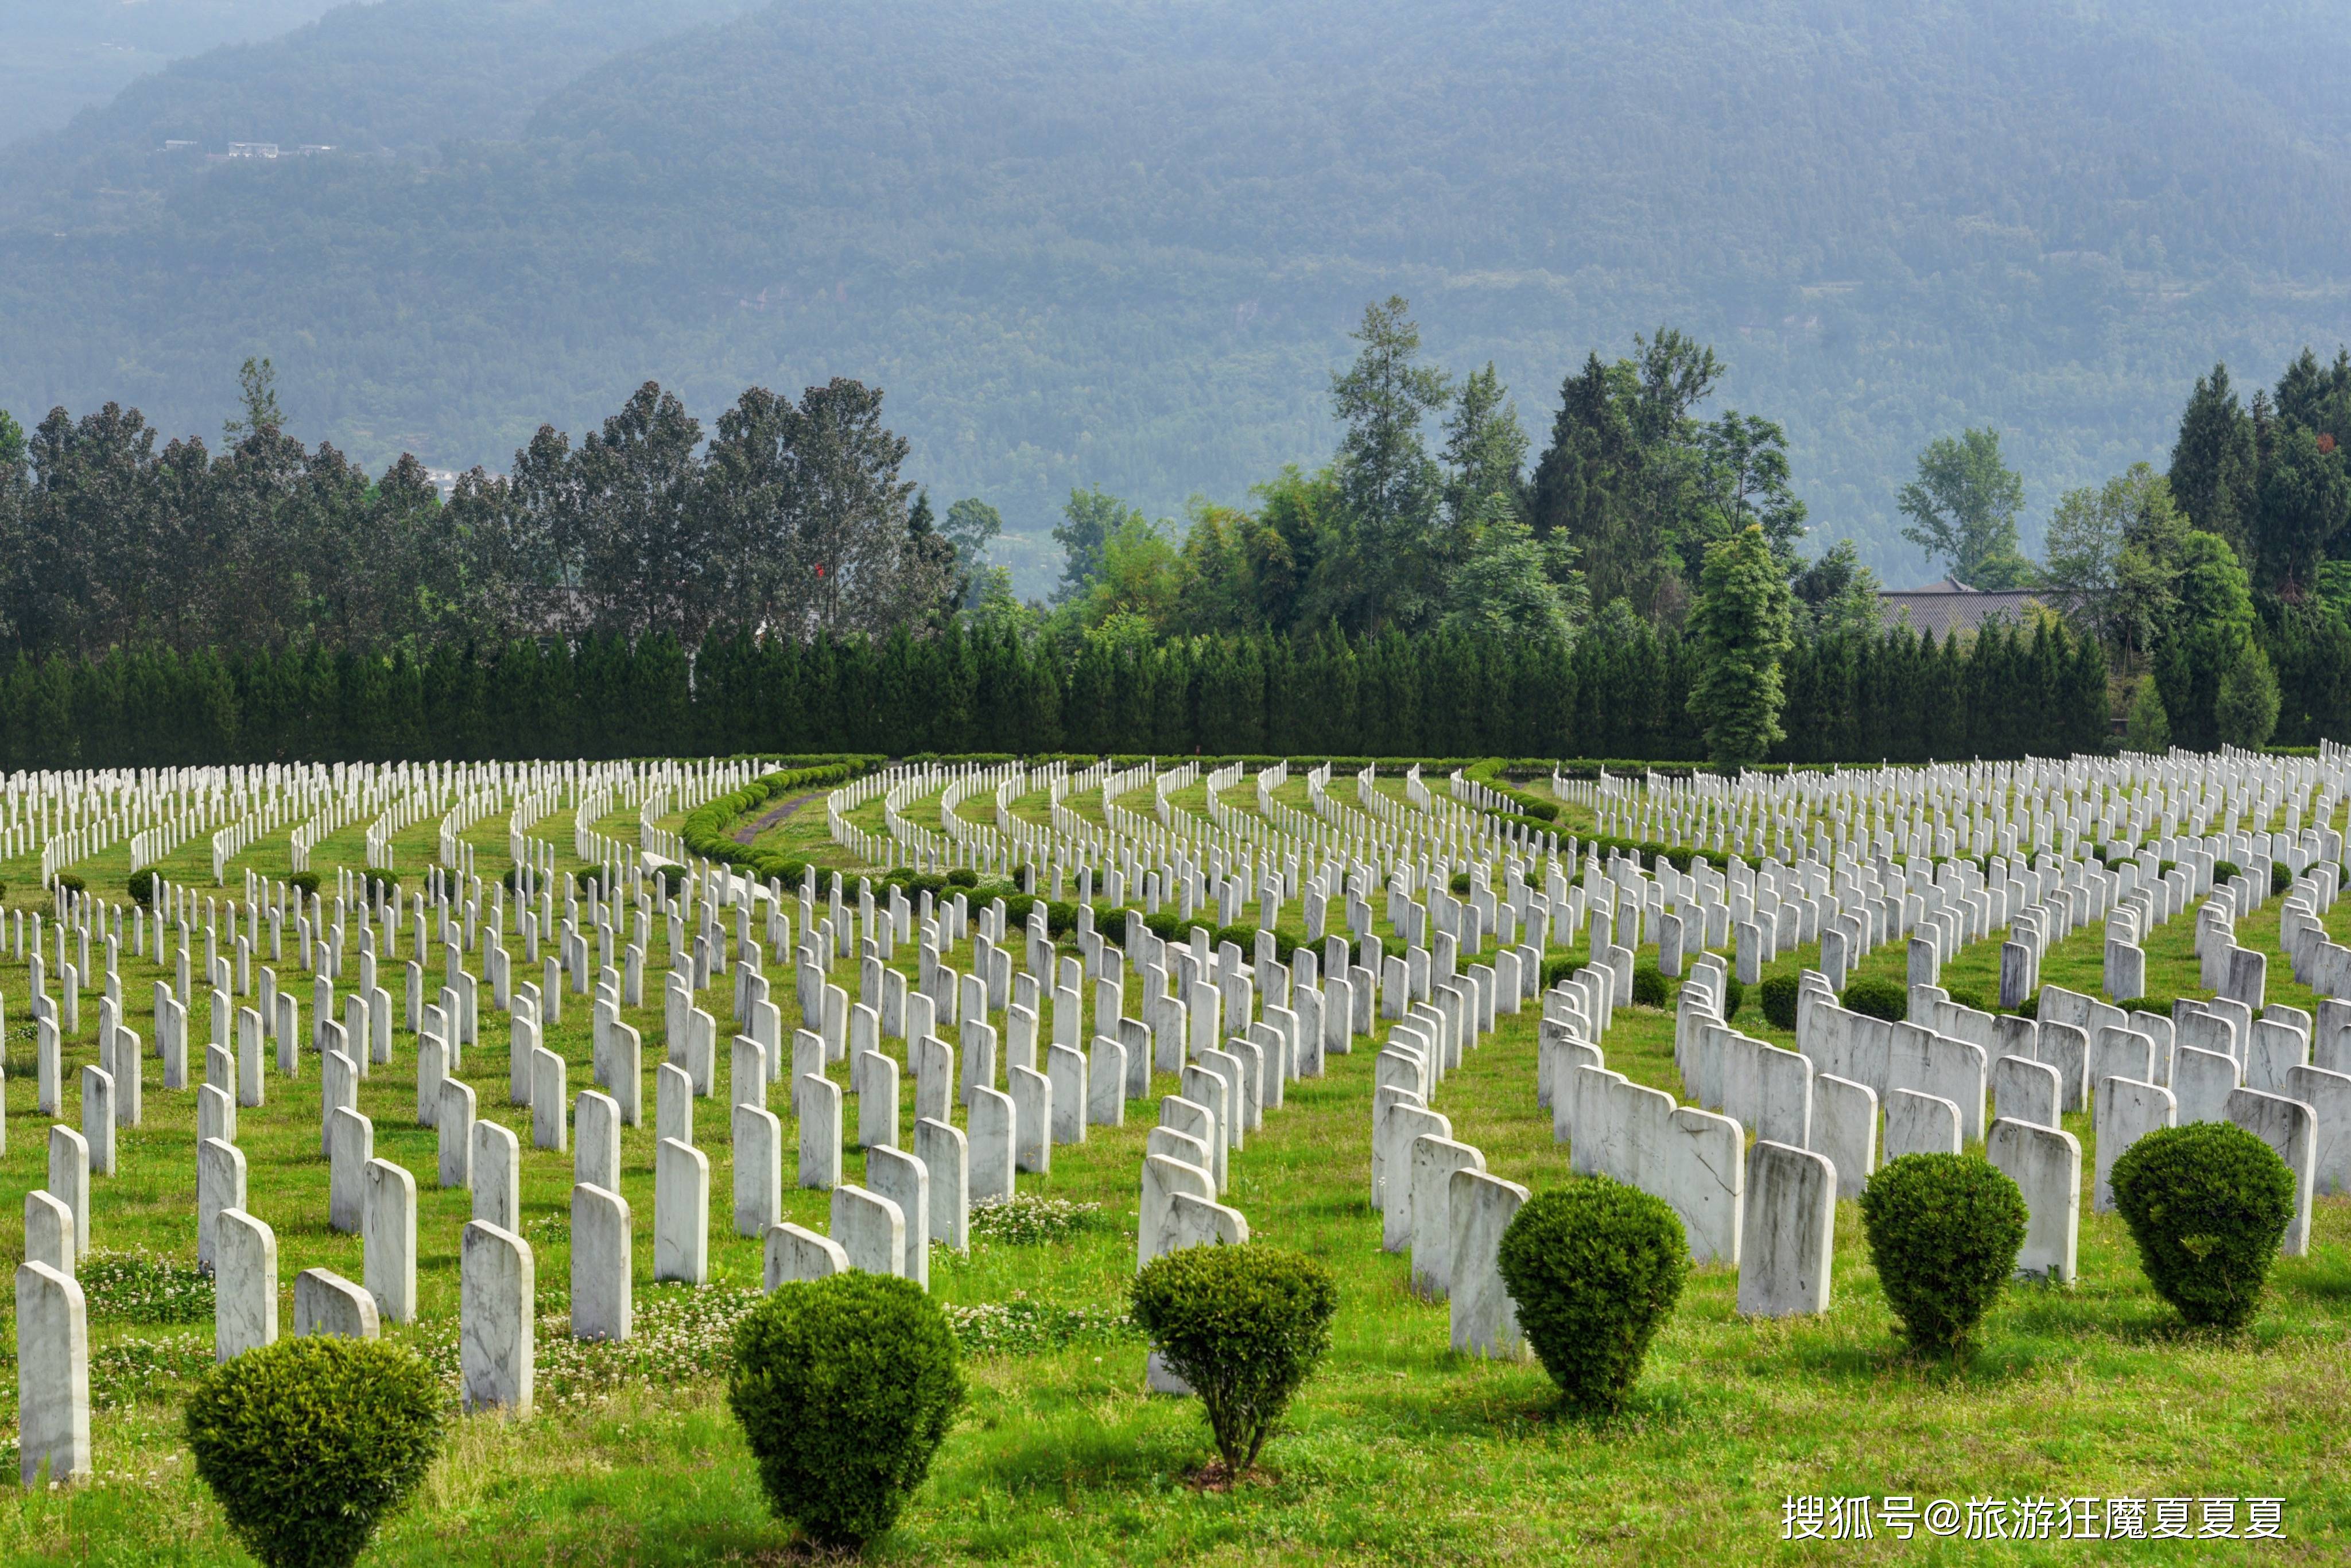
[1,784,2347,1563]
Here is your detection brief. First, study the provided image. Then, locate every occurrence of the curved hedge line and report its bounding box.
[677,759,881,878]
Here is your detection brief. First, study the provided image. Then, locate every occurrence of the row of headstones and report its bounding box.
[1130,884,1508,1388]
[1359,923,1544,1362]
[1578,751,2345,869]
[18,1071,989,1491]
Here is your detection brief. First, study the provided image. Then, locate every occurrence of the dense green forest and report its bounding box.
[5,0,2350,589]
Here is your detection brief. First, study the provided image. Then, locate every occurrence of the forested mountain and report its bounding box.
[5,0,2350,591]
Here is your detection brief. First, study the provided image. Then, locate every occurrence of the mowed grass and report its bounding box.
[0,794,2347,1563]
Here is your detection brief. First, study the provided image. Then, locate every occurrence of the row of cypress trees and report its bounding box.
[0,617,2140,773]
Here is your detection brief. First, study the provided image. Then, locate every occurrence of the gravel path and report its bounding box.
[733,789,824,846]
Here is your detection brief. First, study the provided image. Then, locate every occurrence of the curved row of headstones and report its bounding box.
[1522,851,2351,1331]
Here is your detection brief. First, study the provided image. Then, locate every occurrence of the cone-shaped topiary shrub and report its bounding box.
[729,1271,965,1548]
[184,1337,445,1568]
[1497,1179,1688,1410]
[2109,1122,2295,1330]
[1859,1153,2028,1356]
[1130,1243,1337,1479]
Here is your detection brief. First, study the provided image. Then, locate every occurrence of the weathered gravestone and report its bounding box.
[570,1183,631,1342]
[293,1267,378,1340]
[864,1144,930,1287]
[16,1261,91,1488]
[1987,1118,2080,1283]
[461,1221,533,1418]
[831,1185,906,1277]
[1736,1141,1834,1318]
[212,1208,277,1361]
[1449,1169,1531,1361]
[654,1136,710,1285]
[764,1221,848,1287]
[2092,1078,2176,1212]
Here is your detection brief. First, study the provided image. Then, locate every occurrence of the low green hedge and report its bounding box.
[677,760,874,871]
[1841,976,1907,1022]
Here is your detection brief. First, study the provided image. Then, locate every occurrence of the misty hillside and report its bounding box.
[5,0,2350,590]
[0,0,344,148]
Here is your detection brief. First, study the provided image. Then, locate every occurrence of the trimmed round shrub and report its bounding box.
[52,870,85,894]
[360,872,399,901]
[2212,858,2241,884]
[288,870,321,897]
[1449,870,1473,895]
[1859,1154,2028,1356]
[1497,1180,1687,1410]
[1212,921,1258,953]
[1841,975,1907,1022]
[2015,990,2041,1020]
[945,867,979,887]
[1631,962,1667,1008]
[654,864,686,898]
[1129,1243,1337,1478]
[1720,975,1744,1020]
[1541,956,1584,990]
[1758,972,1800,1030]
[2271,860,2292,896]
[1943,984,1990,1014]
[126,868,158,906]
[730,1272,965,1548]
[2109,1122,2295,1331]
[184,1336,444,1568]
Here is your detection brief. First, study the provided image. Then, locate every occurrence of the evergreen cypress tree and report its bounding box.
[1687,525,1793,769]
[2125,678,2171,754]
[2168,364,2261,564]
[2216,640,2281,750]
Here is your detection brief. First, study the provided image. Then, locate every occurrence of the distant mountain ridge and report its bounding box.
[5,0,2350,592]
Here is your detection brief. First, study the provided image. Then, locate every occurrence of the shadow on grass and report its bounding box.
[959,1403,1210,1499]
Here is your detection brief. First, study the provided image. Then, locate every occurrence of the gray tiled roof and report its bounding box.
[1876,578,2049,638]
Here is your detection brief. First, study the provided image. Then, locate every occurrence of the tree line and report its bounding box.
[0,617,2117,775]
[0,364,965,657]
